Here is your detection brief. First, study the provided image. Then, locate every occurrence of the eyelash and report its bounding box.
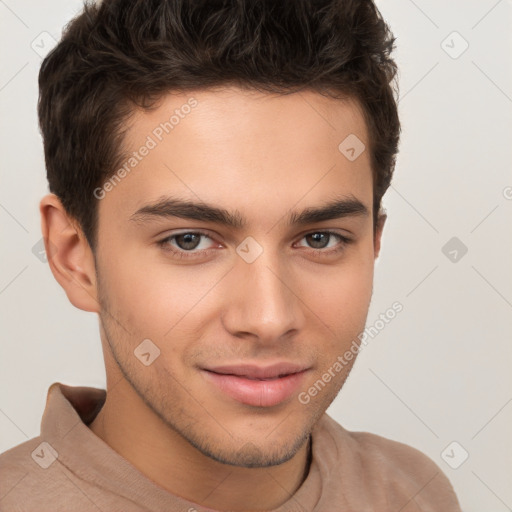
[156,230,353,260]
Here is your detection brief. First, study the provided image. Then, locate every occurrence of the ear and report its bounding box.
[373,210,386,259]
[39,193,100,313]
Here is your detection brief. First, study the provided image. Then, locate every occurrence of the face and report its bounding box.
[93,86,381,468]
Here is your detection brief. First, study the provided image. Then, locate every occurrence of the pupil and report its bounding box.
[308,233,328,249]
[178,233,200,250]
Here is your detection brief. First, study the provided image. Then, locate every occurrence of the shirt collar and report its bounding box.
[40,382,329,511]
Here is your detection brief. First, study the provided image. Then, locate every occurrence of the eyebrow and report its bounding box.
[130,195,369,228]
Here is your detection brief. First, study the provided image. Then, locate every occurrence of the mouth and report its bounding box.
[201,362,310,407]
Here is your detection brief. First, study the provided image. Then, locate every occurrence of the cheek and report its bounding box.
[101,248,228,339]
[307,251,374,345]
[99,231,375,344]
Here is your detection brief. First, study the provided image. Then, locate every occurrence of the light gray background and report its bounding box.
[1,1,511,510]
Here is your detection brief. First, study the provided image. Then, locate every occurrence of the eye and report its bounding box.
[157,231,218,259]
[295,231,352,255]
[157,229,353,260]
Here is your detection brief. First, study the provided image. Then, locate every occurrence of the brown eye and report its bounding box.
[173,233,202,250]
[297,231,351,250]
[304,232,331,249]
[157,231,218,260]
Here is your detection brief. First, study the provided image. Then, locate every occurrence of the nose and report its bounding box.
[221,248,305,345]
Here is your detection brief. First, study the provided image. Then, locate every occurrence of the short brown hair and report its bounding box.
[38,0,400,250]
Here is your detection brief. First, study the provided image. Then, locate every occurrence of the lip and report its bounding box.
[201,362,310,407]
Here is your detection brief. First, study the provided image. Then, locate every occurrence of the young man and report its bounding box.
[0,0,462,510]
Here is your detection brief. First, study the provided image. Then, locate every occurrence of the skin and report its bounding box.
[40,86,385,511]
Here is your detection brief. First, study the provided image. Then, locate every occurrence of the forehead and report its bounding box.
[100,86,373,230]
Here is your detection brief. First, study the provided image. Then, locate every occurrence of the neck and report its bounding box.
[89,372,312,511]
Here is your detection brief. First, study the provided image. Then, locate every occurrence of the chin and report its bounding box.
[187,429,309,468]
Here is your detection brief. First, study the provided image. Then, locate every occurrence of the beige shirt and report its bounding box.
[0,382,461,511]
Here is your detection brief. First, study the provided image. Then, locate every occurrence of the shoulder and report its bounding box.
[317,414,462,511]
[0,436,68,511]
[0,436,43,480]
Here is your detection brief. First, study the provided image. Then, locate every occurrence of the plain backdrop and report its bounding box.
[1,1,511,511]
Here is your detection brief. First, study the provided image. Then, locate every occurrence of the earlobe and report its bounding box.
[373,211,386,259]
[39,193,100,313]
